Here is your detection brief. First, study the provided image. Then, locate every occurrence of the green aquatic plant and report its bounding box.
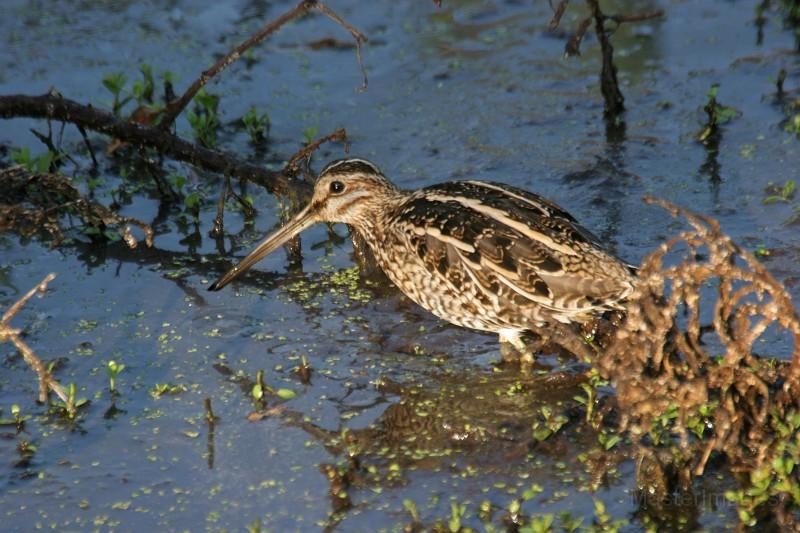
[103,64,158,115]
[0,404,30,431]
[131,63,155,105]
[573,368,607,428]
[697,84,740,144]
[11,147,59,173]
[763,179,796,204]
[187,88,221,147]
[302,125,318,144]
[447,499,467,532]
[520,513,553,533]
[105,360,125,394]
[531,404,568,442]
[597,429,622,451]
[150,382,188,399]
[242,106,270,143]
[588,499,627,533]
[251,370,296,403]
[51,383,88,419]
[725,409,800,526]
[102,72,130,116]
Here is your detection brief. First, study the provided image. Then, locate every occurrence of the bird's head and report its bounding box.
[209,157,397,291]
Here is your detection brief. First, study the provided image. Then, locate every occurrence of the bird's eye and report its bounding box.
[329,180,345,194]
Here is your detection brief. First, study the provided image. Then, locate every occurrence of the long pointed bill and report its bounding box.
[208,205,317,291]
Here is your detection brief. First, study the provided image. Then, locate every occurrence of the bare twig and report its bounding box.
[204,397,217,424]
[0,274,71,410]
[587,0,625,117]
[2,274,54,323]
[210,176,230,239]
[605,10,664,25]
[565,16,592,56]
[548,0,569,30]
[559,3,662,116]
[160,0,368,128]
[285,127,349,177]
[76,123,98,168]
[314,2,369,91]
[204,397,217,469]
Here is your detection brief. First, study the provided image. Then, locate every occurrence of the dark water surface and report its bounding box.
[1,0,799,530]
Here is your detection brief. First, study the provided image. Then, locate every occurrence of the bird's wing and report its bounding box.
[390,182,634,320]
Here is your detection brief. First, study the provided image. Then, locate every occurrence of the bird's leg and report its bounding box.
[529,323,594,361]
[498,330,536,367]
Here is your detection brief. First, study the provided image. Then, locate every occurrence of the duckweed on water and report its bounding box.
[283,267,374,308]
[149,383,188,399]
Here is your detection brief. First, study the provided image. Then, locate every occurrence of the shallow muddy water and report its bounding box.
[1,0,799,531]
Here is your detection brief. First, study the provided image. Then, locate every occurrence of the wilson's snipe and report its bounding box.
[210,158,637,363]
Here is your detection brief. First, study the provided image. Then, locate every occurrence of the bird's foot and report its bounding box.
[499,330,546,371]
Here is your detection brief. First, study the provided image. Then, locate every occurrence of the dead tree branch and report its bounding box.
[560,2,663,118]
[0,274,73,412]
[160,0,368,128]
[587,0,625,117]
[0,165,154,247]
[0,92,306,196]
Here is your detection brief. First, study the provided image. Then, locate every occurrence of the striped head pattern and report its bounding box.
[312,158,399,229]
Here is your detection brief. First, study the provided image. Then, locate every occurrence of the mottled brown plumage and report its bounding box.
[210,158,637,362]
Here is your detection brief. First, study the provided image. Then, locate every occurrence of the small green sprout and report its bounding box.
[448,500,466,532]
[763,179,796,204]
[558,512,584,533]
[302,125,318,144]
[507,498,522,525]
[697,84,740,144]
[521,513,554,533]
[403,499,420,523]
[106,360,125,393]
[0,404,31,430]
[51,383,89,419]
[17,439,37,458]
[252,370,297,403]
[183,190,205,220]
[591,499,627,532]
[242,106,270,142]
[187,88,220,147]
[531,405,568,442]
[786,113,800,136]
[574,383,597,425]
[597,430,622,450]
[102,72,131,116]
[131,64,155,104]
[252,369,267,401]
[11,147,58,173]
[293,355,312,384]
